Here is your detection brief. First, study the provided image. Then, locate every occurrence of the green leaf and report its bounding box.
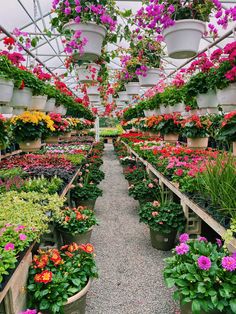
[230,299,236,313]
[39,299,50,310]
[192,300,201,314]
[72,278,81,287]
[165,277,175,288]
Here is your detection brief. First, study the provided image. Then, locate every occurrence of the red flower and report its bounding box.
[34,270,53,284]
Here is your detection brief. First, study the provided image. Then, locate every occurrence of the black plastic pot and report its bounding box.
[149,228,177,251]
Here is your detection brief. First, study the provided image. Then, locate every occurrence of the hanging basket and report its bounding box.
[63,22,107,61]
[10,87,32,108]
[0,79,14,104]
[162,19,206,59]
[19,139,42,153]
[87,85,99,95]
[29,95,47,111]
[117,91,129,102]
[187,137,209,149]
[144,110,156,117]
[0,106,13,114]
[217,83,236,112]
[125,82,140,95]
[160,105,169,114]
[196,90,218,109]
[89,95,100,102]
[45,98,56,112]
[138,68,161,87]
[172,102,185,113]
[55,105,67,115]
[12,108,25,115]
[76,63,101,83]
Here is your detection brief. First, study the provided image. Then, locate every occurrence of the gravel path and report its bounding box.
[86,144,177,314]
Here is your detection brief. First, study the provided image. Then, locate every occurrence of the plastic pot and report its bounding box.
[144,110,156,117]
[89,95,100,102]
[172,102,185,113]
[138,68,161,87]
[118,91,129,102]
[76,63,101,83]
[45,136,59,144]
[164,134,179,143]
[0,106,13,114]
[125,82,140,95]
[19,139,41,153]
[10,87,32,108]
[162,19,206,59]
[196,90,218,109]
[187,137,209,149]
[30,95,47,111]
[180,301,222,314]
[60,132,72,140]
[60,228,93,245]
[217,83,236,108]
[150,228,177,250]
[0,78,14,104]
[45,98,56,112]
[74,199,96,211]
[63,22,107,61]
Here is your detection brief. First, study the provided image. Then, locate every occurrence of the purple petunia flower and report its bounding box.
[222,256,236,272]
[198,256,211,270]
[4,243,15,251]
[175,243,189,255]
[179,233,189,243]
[19,310,37,314]
[198,236,208,242]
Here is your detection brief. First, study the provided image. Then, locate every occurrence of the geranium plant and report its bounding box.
[27,243,98,313]
[164,235,236,314]
[157,113,182,136]
[128,179,160,203]
[0,114,10,148]
[181,115,212,138]
[217,111,236,142]
[54,206,98,235]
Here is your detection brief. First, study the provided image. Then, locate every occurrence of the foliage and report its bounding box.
[160,86,186,106]
[139,200,185,234]
[123,106,144,121]
[181,115,211,138]
[55,206,98,235]
[0,167,26,179]
[124,166,147,183]
[0,115,10,148]
[157,113,182,135]
[64,154,85,166]
[28,244,98,313]
[128,179,160,202]
[217,111,236,142]
[81,167,105,185]
[71,183,102,201]
[100,126,123,137]
[164,236,236,314]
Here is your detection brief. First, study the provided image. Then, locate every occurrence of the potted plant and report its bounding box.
[51,0,117,61]
[0,70,14,105]
[181,115,211,149]
[0,114,10,149]
[71,181,102,210]
[157,113,182,142]
[60,117,73,140]
[217,111,236,155]
[10,111,55,152]
[27,243,98,313]
[164,235,236,314]
[44,84,58,112]
[44,113,69,144]
[128,179,160,205]
[55,206,98,245]
[160,86,186,113]
[135,1,225,59]
[75,62,101,83]
[139,199,185,250]
[121,55,140,95]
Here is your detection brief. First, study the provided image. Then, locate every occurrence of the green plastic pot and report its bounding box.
[59,228,93,245]
[180,301,222,314]
[149,228,177,251]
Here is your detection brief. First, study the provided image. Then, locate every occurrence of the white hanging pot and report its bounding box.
[10,87,32,108]
[160,105,169,114]
[89,95,100,102]
[125,82,140,95]
[196,90,218,109]
[217,83,236,112]
[76,63,101,83]
[162,19,206,59]
[55,105,67,115]
[0,106,13,114]
[45,98,56,112]
[138,68,161,87]
[0,79,14,104]
[144,110,156,117]
[30,95,47,111]
[87,85,99,95]
[63,22,107,61]
[118,91,129,102]
[172,102,185,112]
[206,107,219,114]
[13,108,25,115]
[61,106,67,115]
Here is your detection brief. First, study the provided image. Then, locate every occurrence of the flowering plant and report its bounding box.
[139,200,185,234]
[128,179,160,203]
[54,206,97,235]
[44,113,70,138]
[0,114,10,148]
[160,86,186,107]
[218,111,236,142]
[181,115,212,138]
[11,112,55,142]
[164,235,236,314]
[27,243,98,313]
[157,113,182,135]
[71,180,102,201]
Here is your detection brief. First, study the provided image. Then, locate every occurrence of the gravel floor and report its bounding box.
[86,144,177,314]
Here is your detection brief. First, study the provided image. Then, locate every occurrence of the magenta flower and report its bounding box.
[197,256,211,270]
[232,252,236,260]
[179,233,189,243]
[216,238,222,248]
[4,243,15,251]
[19,234,27,241]
[175,243,189,255]
[222,256,236,272]
[198,236,208,242]
[19,310,37,314]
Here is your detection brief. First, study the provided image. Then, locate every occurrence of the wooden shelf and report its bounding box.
[0,150,22,160]
[122,141,236,251]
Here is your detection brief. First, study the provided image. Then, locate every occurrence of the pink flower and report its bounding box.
[19,234,27,241]
[216,238,222,247]
[175,243,189,255]
[179,233,189,243]
[152,211,159,217]
[198,236,207,242]
[4,243,15,251]
[148,183,154,188]
[222,256,236,272]
[175,169,184,176]
[197,256,211,270]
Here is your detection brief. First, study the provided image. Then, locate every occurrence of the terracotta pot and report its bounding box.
[233,142,236,156]
[45,136,59,144]
[187,137,209,149]
[180,301,222,314]
[164,134,179,143]
[19,139,41,153]
[60,228,93,245]
[63,279,91,314]
[150,228,177,251]
[162,19,206,59]
[75,199,96,211]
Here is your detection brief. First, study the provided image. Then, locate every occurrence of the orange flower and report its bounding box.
[85,244,94,254]
[65,251,74,258]
[40,270,53,284]
[33,254,49,269]
[76,212,83,220]
[34,273,42,283]
[50,249,62,266]
[65,216,70,222]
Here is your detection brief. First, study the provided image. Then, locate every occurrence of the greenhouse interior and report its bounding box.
[0,0,236,313]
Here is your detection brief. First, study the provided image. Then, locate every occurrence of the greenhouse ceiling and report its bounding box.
[0,0,235,96]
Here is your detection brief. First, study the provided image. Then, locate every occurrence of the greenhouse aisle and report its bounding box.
[86,144,177,314]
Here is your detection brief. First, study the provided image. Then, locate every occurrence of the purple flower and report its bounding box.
[19,234,27,241]
[179,233,189,243]
[4,243,15,251]
[19,310,37,314]
[222,256,236,272]
[216,238,222,248]
[175,243,189,255]
[232,252,236,260]
[64,7,71,15]
[198,236,208,242]
[197,256,211,270]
